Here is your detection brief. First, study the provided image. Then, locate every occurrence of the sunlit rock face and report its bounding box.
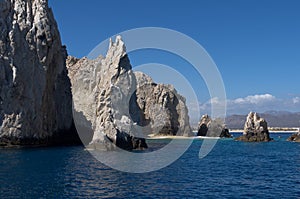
[67,36,192,150]
[0,0,76,146]
[235,112,272,142]
[67,36,139,150]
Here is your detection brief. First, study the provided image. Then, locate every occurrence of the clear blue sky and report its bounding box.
[49,0,300,116]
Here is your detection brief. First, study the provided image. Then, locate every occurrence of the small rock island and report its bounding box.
[197,114,232,138]
[287,131,300,142]
[235,112,272,142]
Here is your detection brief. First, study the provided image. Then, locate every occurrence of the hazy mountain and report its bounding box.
[225,111,300,129]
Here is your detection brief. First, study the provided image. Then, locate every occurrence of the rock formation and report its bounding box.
[0,0,78,146]
[287,130,300,142]
[235,112,272,142]
[0,0,192,148]
[197,114,210,136]
[67,36,142,150]
[67,36,192,150]
[134,72,192,137]
[197,114,231,138]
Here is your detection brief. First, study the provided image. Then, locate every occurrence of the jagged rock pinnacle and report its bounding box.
[67,36,192,149]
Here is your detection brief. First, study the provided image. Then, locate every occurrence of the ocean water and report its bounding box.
[0,133,299,198]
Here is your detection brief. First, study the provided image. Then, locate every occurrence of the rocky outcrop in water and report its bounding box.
[67,36,192,150]
[197,114,231,138]
[197,114,210,136]
[235,112,272,142]
[0,0,78,146]
[287,131,300,142]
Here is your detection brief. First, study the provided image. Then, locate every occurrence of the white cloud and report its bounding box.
[293,97,300,104]
[233,94,275,104]
[188,94,300,121]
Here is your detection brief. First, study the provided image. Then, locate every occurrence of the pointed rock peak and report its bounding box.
[106,35,127,59]
[201,114,210,120]
[109,38,113,49]
[116,35,123,45]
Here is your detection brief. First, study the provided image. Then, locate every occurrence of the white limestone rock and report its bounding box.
[236,112,272,142]
[68,36,142,150]
[0,0,75,146]
[134,71,192,136]
[68,36,192,150]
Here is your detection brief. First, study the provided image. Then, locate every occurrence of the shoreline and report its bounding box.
[147,129,298,140]
[230,129,298,133]
[147,135,220,140]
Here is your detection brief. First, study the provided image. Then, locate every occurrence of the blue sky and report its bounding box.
[49,0,300,118]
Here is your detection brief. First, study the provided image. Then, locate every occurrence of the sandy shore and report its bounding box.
[147,129,297,140]
[230,129,298,133]
[147,135,220,140]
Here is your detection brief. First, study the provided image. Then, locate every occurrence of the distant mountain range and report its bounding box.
[225,111,300,129]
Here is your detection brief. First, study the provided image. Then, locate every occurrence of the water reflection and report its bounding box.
[0,136,299,198]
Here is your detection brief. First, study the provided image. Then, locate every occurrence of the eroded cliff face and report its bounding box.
[67,36,192,150]
[0,0,192,148]
[67,36,143,150]
[0,0,75,146]
[134,72,192,136]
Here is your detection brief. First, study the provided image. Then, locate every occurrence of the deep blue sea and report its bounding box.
[0,133,299,198]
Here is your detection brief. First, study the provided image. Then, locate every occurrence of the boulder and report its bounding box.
[235,112,272,142]
[0,0,79,146]
[197,114,231,138]
[287,131,300,142]
[220,128,232,138]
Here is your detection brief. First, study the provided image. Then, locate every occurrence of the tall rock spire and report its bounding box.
[68,36,192,150]
[0,0,76,145]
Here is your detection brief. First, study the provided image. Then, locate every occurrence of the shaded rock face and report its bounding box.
[0,0,77,146]
[287,131,300,142]
[197,114,231,138]
[134,72,192,137]
[220,129,231,138]
[197,114,210,136]
[235,112,272,142]
[68,37,192,150]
